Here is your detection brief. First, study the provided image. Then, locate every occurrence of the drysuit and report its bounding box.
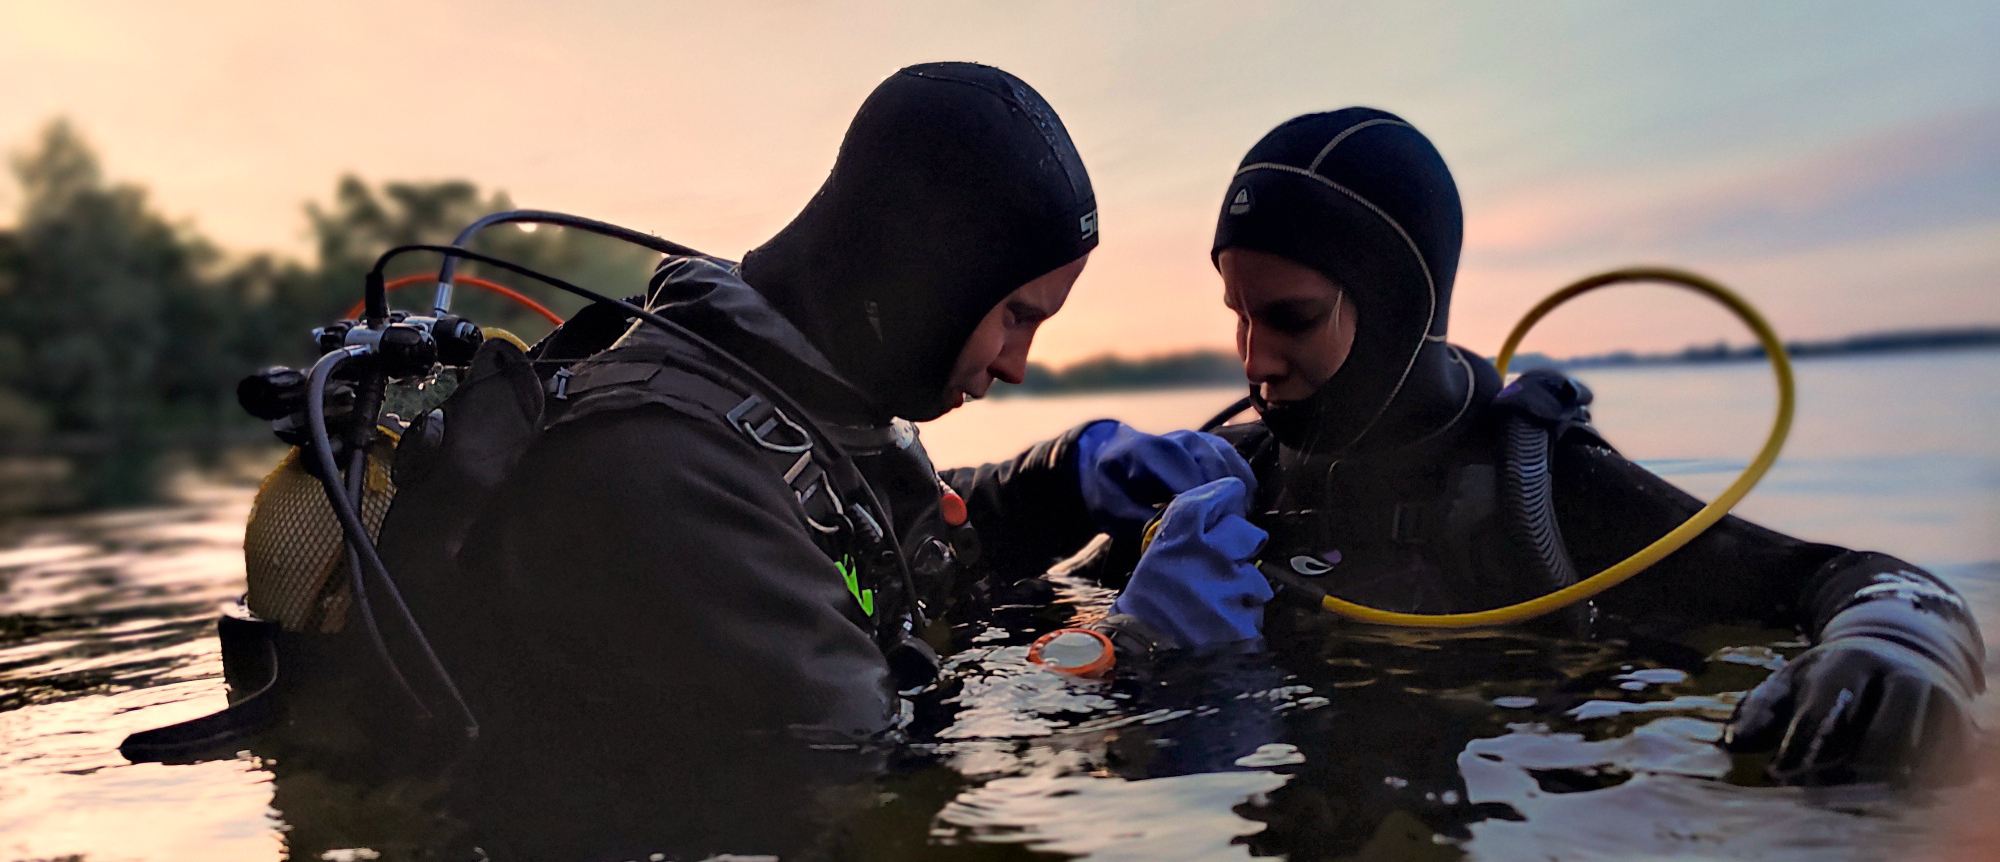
[966,108,1983,790]
[359,62,1102,859]
[437,61,1097,736]
[1219,109,1983,788]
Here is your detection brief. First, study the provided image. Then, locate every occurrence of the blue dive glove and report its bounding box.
[1108,477,1274,649]
[1075,420,1256,543]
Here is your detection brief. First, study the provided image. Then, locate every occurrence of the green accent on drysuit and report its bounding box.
[838,555,875,617]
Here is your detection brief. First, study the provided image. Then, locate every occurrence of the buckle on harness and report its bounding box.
[725,394,812,454]
[782,450,844,535]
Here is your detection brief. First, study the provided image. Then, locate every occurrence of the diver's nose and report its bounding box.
[1241,323,1286,389]
[990,337,1030,386]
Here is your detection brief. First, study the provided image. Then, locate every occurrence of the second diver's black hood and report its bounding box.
[742,62,1098,422]
[1212,108,1478,456]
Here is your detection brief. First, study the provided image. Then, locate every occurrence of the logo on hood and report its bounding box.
[1228,187,1253,215]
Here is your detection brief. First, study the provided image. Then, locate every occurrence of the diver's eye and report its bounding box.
[1259,301,1328,337]
[1005,301,1047,331]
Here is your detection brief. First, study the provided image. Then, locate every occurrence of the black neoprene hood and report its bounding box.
[743,62,1098,421]
[1212,108,1465,453]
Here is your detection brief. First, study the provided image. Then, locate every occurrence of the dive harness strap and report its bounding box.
[548,342,941,688]
[548,344,853,545]
[119,611,281,763]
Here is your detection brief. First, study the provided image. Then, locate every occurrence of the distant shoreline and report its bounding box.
[1508,326,2000,373]
[1000,325,2000,397]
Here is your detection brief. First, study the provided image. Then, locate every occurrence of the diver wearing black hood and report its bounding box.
[1214,108,1477,457]
[385,62,1102,771]
[1194,108,1984,786]
[352,63,1115,856]
[745,63,1100,421]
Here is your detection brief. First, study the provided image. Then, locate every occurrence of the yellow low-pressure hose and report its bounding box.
[1310,267,1796,628]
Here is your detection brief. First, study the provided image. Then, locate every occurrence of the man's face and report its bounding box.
[1220,248,1359,404]
[940,255,1087,414]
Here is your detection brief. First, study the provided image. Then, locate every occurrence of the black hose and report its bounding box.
[1498,414,1589,631]
[306,347,480,737]
[307,349,420,710]
[1199,394,1255,433]
[430,209,704,316]
[342,445,431,717]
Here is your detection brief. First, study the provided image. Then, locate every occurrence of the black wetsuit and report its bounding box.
[1208,362,1968,646]
[356,62,1099,859]
[947,108,1983,800]
[402,57,1095,737]
[1191,107,1985,663]
[450,256,942,740]
[392,253,1098,857]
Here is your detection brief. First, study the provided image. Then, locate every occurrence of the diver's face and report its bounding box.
[941,254,1087,414]
[1220,248,1359,404]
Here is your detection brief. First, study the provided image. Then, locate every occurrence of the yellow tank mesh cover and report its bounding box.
[244,436,398,634]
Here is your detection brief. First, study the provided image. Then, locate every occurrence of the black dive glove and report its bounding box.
[1723,552,1985,786]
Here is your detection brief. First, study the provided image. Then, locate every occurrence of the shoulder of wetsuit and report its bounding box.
[1488,367,1612,450]
[1210,419,1279,476]
[536,341,937,640]
[520,295,644,380]
[1547,441,1842,629]
[574,341,851,491]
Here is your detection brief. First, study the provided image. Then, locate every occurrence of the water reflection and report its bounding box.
[0,516,1976,862]
[936,770,1290,860]
[0,489,278,861]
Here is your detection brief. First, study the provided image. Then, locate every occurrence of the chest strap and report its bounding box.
[543,344,927,644]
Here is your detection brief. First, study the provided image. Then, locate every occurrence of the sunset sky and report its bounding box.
[3,1,1996,366]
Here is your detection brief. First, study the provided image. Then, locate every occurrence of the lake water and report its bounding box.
[3,349,1997,861]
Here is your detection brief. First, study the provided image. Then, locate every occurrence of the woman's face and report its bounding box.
[1219,248,1359,404]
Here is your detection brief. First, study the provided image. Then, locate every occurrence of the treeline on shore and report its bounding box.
[1011,326,2000,397]
[1509,327,2000,371]
[1002,350,1243,397]
[0,120,657,510]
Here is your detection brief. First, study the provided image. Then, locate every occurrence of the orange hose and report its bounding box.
[343,274,565,325]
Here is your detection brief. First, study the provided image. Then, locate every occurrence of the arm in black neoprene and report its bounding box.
[938,423,1105,582]
[1545,442,1985,784]
[1551,442,1845,628]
